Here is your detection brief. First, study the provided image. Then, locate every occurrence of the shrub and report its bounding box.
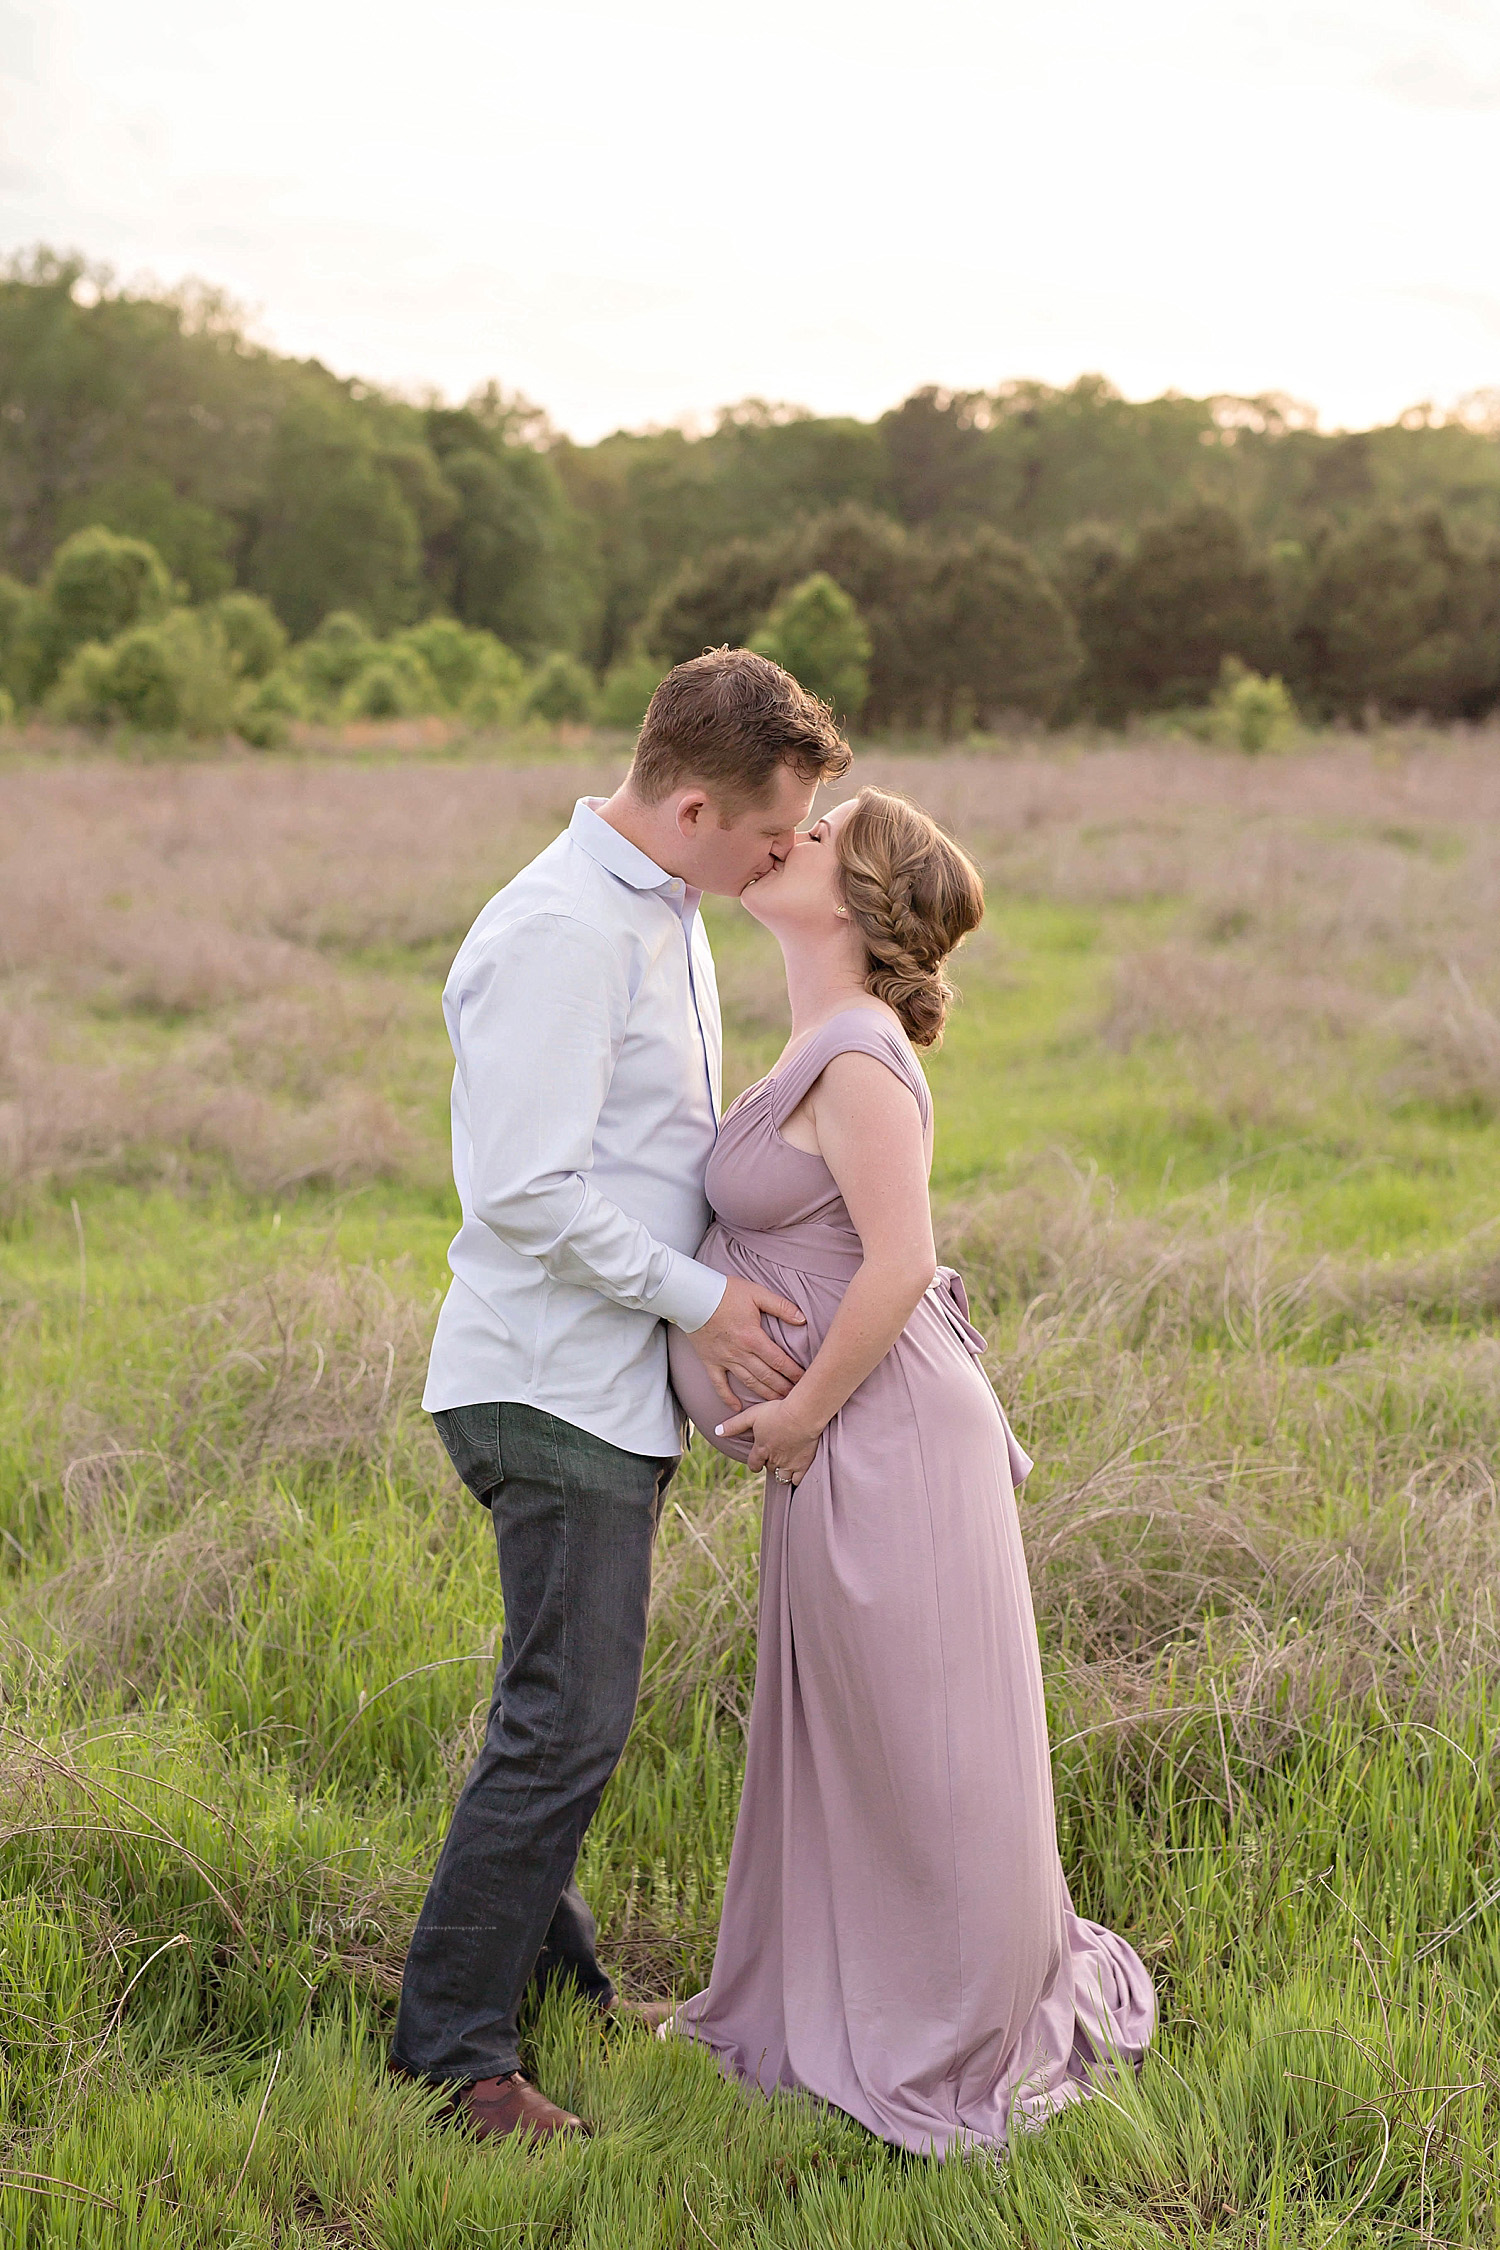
[211,591,288,681]
[26,526,174,698]
[1165,660,1301,753]
[282,614,522,728]
[0,683,13,726]
[292,612,382,707]
[523,650,596,723]
[48,609,238,734]
[461,675,524,727]
[1209,659,1299,753]
[45,525,175,645]
[340,642,440,720]
[235,667,306,749]
[392,616,525,713]
[751,573,870,720]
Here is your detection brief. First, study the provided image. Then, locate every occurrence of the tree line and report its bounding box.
[3,246,1500,735]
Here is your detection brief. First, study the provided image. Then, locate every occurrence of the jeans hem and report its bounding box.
[390,2051,523,2086]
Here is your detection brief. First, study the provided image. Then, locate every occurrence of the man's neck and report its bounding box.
[594,786,683,879]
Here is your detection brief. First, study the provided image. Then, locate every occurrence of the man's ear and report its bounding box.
[674,790,710,837]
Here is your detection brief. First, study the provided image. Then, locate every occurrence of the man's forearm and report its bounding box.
[471,1170,725,1329]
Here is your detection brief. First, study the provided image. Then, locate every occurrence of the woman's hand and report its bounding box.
[714,1395,825,1486]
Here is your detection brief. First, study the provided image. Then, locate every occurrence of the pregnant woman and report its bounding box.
[665,785,1155,2155]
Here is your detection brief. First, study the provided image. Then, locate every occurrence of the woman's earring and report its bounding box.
[835,906,849,918]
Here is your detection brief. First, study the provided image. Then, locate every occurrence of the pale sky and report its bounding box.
[3,0,1499,440]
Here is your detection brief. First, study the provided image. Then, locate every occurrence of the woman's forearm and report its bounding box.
[787,1255,935,1433]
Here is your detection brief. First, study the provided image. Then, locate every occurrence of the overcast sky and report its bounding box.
[3,0,1499,440]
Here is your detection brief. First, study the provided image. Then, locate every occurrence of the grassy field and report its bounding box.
[3,728,1500,2246]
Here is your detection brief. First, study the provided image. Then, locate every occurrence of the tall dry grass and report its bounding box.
[6,731,1500,1200]
[0,756,624,1196]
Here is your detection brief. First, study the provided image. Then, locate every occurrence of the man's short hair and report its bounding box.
[630,647,853,808]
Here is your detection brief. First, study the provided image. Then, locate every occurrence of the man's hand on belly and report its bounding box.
[684,1275,806,1408]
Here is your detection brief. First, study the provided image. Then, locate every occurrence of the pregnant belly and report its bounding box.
[666,1226,811,1467]
[667,1323,756,1464]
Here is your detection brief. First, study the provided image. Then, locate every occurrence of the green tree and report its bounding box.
[11,245,1500,732]
[643,534,794,667]
[1070,502,1282,723]
[248,401,425,637]
[425,397,591,657]
[0,250,315,580]
[644,506,1073,731]
[751,574,871,720]
[54,473,234,601]
[643,506,919,724]
[796,508,924,725]
[879,387,998,527]
[913,529,1082,731]
[1294,507,1500,720]
[558,406,894,665]
[979,377,1229,549]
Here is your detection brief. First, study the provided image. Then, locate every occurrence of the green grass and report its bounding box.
[4,744,1500,2244]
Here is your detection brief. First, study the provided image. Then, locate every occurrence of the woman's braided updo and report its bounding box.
[834,787,984,1047]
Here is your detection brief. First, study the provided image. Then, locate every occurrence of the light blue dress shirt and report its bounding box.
[422,798,728,1456]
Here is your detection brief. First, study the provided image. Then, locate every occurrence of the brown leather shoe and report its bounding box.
[607,1998,677,2032]
[453,2071,590,2142]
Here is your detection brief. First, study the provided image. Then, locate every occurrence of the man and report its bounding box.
[390,647,852,2142]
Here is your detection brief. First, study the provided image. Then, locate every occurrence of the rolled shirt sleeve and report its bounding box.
[453,914,727,1331]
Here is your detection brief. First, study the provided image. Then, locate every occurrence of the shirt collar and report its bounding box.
[570,798,697,915]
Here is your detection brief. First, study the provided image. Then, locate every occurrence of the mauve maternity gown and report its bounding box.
[665,1009,1155,2156]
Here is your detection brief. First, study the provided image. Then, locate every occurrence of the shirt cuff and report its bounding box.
[649,1252,728,1333]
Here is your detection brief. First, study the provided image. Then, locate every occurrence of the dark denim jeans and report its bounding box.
[391,1400,675,2084]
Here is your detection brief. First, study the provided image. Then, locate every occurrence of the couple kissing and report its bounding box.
[389,647,1154,2155]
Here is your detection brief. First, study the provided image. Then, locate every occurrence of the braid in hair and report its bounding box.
[834,788,984,1047]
